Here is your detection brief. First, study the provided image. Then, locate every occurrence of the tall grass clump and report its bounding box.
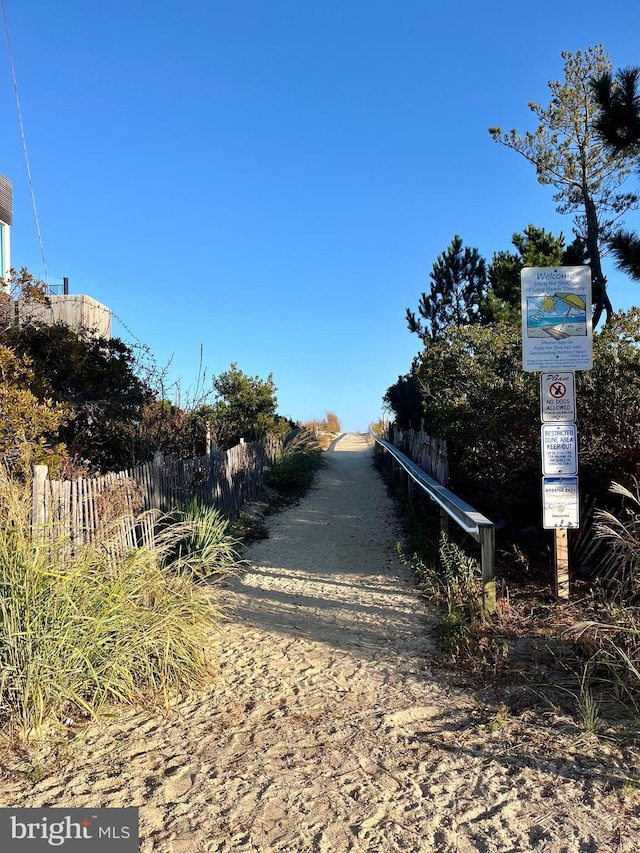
[404,530,484,657]
[267,430,325,492]
[324,411,341,434]
[166,499,243,579]
[564,482,640,709]
[414,530,483,614]
[591,481,640,600]
[566,609,640,711]
[302,411,342,436]
[0,470,219,737]
[369,418,386,439]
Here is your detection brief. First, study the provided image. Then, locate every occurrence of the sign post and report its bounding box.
[521,266,593,600]
[554,529,570,600]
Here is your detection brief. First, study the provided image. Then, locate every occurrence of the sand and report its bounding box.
[1,433,639,852]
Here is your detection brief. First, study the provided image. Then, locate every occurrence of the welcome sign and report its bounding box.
[521,266,593,371]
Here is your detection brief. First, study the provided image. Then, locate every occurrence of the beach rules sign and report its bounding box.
[521,266,593,372]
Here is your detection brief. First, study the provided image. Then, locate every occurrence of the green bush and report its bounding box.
[208,363,293,449]
[400,531,484,658]
[414,321,540,522]
[575,309,640,497]
[1,320,150,474]
[411,309,640,526]
[0,471,219,736]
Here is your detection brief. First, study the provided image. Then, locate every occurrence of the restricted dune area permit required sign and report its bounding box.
[540,371,576,422]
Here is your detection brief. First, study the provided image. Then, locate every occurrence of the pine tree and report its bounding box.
[406,235,487,343]
[489,45,638,326]
[592,66,640,281]
[480,225,580,324]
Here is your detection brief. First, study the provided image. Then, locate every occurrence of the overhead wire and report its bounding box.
[1,2,166,382]
[1,0,48,283]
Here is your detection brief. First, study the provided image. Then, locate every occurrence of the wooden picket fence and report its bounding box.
[31,438,281,550]
[385,423,449,485]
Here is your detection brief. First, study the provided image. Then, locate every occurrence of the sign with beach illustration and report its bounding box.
[521,266,593,371]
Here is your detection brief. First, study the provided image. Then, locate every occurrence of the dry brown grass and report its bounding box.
[301,411,342,438]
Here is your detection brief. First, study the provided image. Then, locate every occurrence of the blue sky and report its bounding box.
[1,1,639,432]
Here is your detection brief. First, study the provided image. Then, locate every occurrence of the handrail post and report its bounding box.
[479,523,496,614]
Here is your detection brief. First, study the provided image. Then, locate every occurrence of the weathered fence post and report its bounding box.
[153,451,164,512]
[32,464,49,533]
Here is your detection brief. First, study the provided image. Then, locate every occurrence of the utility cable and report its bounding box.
[1,0,48,283]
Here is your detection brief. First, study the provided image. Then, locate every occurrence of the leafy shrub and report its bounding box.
[420,530,483,616]
[414,322,539,522]
[383,371,424,430]
[0,471,218,736]
[0,345,69,478]
[438,609,473,658]
[209,363,293,449]
[411,309,640,527]
[404,531,485,658]
[576,309,640,498]
[1,321,150,473]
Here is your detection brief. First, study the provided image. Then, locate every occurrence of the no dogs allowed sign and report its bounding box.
[540,371,576,422]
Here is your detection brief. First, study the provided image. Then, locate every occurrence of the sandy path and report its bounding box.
[1,433,639,852]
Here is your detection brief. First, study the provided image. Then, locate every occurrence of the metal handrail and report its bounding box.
[370,429,496,612]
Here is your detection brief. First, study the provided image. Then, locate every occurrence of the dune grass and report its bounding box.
[267,430,326,492]
[301,411,342,435]
[563,482,640,711]
[167,499,244,579]
[0,471,222,737]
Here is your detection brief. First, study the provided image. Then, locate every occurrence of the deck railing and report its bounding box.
[370,429,496,613]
